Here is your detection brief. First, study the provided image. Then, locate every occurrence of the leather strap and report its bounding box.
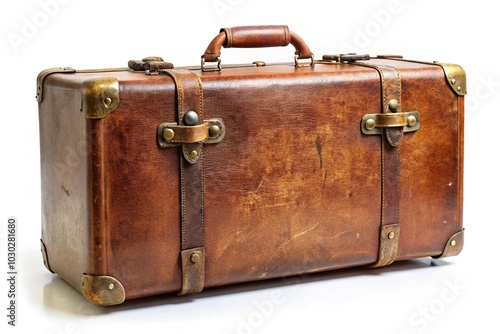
[373,65,402,267]
[163,69,205,295]
[355,63,403,267]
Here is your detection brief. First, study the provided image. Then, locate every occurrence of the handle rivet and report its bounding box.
[388,99,399,112]
[450,239,457,246]
[190,253,200,263]
[189,150,198,159]
[184,111,199,126]
[407,115,417,127]
[163,129,175,141]
[388,231,395,239]
[209,125,221,137]
[365,118,376,131]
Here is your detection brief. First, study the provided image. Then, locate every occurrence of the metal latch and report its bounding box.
[322,53,370,63]
[128,56,174,75]
[361,111,420,135]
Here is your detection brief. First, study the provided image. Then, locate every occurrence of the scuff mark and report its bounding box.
[323,170,328,190]
[277,222,321,251]
[61,184,70,197]
[316,135,323,169]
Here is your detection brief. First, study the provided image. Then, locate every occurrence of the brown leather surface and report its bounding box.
[39,58,464,302]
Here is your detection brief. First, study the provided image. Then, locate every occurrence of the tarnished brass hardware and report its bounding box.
[158,124,208,147]
[365,118,376,131]
[433,229,465,259]
[294,54,315,67]
[184,111,199,126]
[205,119,226,144]
[163,128,175,141]
[253,61,266,67]
[388,231,395,239]
[407,115,417,127]
[81,274,126,306]
[189,150,199,159]
[191,253,200,263]
[388,99,399,112]
[209,125,221,138]
[128,56,174,75]
[434,63,467,96]
[36,67,76,102]
[81,77,120,119]
[361,111,420,135]
[201,56,222,72]
[40,239,55,274]
[158,118,225,148]
[321,53,370,63]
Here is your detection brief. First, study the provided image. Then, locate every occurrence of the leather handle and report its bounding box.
[202,25,313,63]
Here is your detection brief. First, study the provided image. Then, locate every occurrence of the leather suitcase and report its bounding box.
[37,25,465,306]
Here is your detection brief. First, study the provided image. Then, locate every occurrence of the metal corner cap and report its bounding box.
[81,76,120,119]
[81,274,126,306]
[36,67,76,102]
[438,63,467,96]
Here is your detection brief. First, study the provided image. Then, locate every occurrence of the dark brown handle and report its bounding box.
[202,25,314,68]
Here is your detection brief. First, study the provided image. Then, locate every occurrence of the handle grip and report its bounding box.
[202,25,314,70]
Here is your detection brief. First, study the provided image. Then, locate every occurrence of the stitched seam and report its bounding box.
[195,73,205,245]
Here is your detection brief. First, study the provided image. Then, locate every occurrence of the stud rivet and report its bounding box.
[365,118,376,131]
[407,115,417,127]
[163,128,175,141]
[191,253,200,263]
[209,125,221,138]
[450,240,457,247]
[104,98,112,107]
[189,150,198,159]
[184,111,199,126]
[388,231,395,239]
[388,99,399,112]
[109,283,115,290]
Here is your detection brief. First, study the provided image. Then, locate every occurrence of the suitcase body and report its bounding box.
[37,26,465,306]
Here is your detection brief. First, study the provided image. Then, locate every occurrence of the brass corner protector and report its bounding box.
[36,67,76,102]
[40,239,55,274]
[437,63,467,96]
[432,229,465,259]
[81,274,126,306]
[81,77,120,119]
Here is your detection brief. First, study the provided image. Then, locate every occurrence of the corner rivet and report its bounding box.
[457,86,462,91]
[450,240,457,247]
[191,253,200,263]
[209,125,221,138]
[109,283,115,290]
[450,78,456,85]
[163,128,175,141]
[388,99,399,112]
[365,118,376,131]
[184,111,199,126]
[104,97,112,107]
[388,231,395,239]
[407,115,417,127]
[189,150,198,159]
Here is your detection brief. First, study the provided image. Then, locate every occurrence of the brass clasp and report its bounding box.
[361,111,420,135]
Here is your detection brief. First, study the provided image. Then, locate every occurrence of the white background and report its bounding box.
[1,0,498,333]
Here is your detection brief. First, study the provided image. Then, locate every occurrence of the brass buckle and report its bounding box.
[201,56,222,72]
